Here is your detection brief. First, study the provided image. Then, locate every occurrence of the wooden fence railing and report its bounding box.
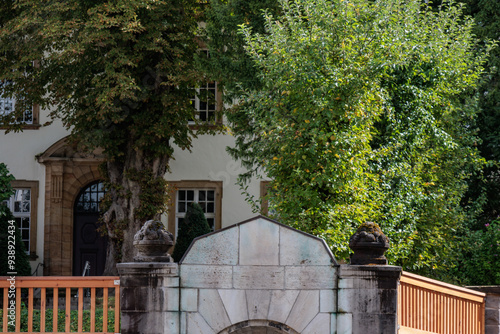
[398,271,486,334]
[0,276,120,333]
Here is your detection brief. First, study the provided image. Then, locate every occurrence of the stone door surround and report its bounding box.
[37,136,105,275]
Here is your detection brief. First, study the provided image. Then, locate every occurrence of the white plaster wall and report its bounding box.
[167,133,263,229]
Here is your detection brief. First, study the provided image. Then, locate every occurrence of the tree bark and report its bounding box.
[102,143,169,275]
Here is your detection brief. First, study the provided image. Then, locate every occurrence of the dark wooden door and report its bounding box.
[73,182,107,276]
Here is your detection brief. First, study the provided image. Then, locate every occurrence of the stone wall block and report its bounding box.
[487,294,500,309]
[486,325,500,334]
[336,313,353,334]
[486,308,500,324]
[268,290,300,323]
[285,266,337,289]
[302,312,331,334]
[181,227,239,265]
[246,290,272,320]
[320,289,337,313]
[239,218,280,265]
[164,312,180,334]
[286,290,320,332]
[279,225,335,266]
[218,289,248,324]
[186,312,216,334]
[351,313,397,334]
[198,289,232,332]
[233,266,284,290]
[180,265,233,289]
[181,288,198,312]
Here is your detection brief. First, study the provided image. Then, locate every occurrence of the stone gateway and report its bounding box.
[118,216,402,334]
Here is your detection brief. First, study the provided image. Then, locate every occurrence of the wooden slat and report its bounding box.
[15,287,21,332]
[28,287,33,331]
[103,287,109,332]
[78,287,83,332]
[114,285,120,333]
[53,287,59,332]
[65,287,71,332]
[40,288,46,332]
[90,287,96,332]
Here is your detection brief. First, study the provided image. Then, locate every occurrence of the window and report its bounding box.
[168,181,222,239]
[190,81,218,123]
[3,180,38,257]
[189,50,221,125]
[0,81,39,127]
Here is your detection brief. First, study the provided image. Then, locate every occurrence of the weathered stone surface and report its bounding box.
[186,312,216,334]
[218,289,248,324]
[285,266,336,289]
[280,226,336,266]
[302,313,331,334]
[198,289,232,332]
[268,290,300,323]
[286,290,320,333]
[320,289,337,313]
[164,312,179,334]
[351,313,397,333]
[180,288,198,312]
[336,313,353,334]
[246,290,272,320]
[180,265,233,288]
[349,222,389,265]
[181,227,239,265]
[338,288,397,314]
[239,218,280,265]
[486,308,500,323]
[233,266,284,290]
[486,325,500,334]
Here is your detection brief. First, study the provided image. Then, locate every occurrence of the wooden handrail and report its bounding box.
[398,271,486,334]
[0,276,120,334]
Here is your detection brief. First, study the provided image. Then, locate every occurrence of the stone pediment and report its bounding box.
[180,215,338,266]
[37,136,105,163]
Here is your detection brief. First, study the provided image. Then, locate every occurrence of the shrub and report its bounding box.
[172,202,212,262]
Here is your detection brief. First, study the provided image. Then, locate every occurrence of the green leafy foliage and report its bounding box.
[223,0,492,275]
[172,202,212,262]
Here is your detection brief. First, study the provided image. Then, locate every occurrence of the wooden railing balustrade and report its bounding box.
[398,271,486,334]
[0,276,120,333]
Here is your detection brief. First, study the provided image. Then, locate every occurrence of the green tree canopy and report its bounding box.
[0,0,220,272]
[223,0,493,276]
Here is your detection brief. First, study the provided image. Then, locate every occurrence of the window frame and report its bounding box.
[188,50,222,127]
[5,180,39,258]
[168,180,222,240]
[0,70,41,129]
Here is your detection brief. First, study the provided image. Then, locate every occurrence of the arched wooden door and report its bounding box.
[73,181,107,276]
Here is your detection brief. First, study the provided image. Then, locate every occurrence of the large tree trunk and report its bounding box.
[101,144,169,275]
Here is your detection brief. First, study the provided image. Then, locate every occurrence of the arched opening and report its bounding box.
[73,181,107,276]
[218,320,300,334]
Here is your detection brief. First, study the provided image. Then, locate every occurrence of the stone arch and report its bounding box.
[38,136,105,275]
[218,320,300,334]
